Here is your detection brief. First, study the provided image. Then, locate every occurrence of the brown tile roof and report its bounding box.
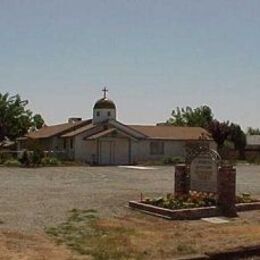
[26,120,91,139]
[86,128,116,140]
[85,127,140,140]
[128,125,212,140]
[25,118,212,141]
[61,123,95,138]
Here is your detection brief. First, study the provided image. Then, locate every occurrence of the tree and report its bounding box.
[207,120,231,147]
[229,123,246,152]
[32,114,45,131]
[247,127,260,135]
[167,105,213,128]
[166,105,246,154]
[0,93,44,141]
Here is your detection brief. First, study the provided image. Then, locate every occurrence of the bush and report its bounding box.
[143,191,217,210]
[162,156,185,165]
[62,160,87,166]
[0,152,13,164]
[4,159,21,167]
[41,157,61,166]
[236,193,258,203]
[136,160,164,166]
[19,149,45,167]
[20,150,31,167]
[247,155,260,165]
[32,148,44,166]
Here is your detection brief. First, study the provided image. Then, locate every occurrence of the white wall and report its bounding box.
[93,108,116,124]
[74,132,97,163]
[64,132,217,165]
[131,140,217,163]
[131,140,186,163]
[74,135,130,164]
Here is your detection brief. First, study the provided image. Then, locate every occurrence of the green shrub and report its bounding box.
[143,191,217,210]
[32,148,44,166]
[4,159,21,167]
[20,150,31,167]
[236,193,258,203]
[136,160,164,166]
[247,155,260,165]
[62,160,87,166]
[0,152,13,164]
[41,157,61,166]
[162,156,185,165]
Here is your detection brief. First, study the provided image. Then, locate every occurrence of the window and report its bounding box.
[63,139,66,149]
[150,141,164,155]
[96,111,100,117]
[70,138,74,149]
[107,111,111,117]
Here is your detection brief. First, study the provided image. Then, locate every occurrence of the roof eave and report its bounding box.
[146,137,214,141]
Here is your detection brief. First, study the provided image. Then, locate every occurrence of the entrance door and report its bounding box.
[114,138,130,165]
[100,141,115,165]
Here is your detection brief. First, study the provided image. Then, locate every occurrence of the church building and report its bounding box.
[17,89,215,165]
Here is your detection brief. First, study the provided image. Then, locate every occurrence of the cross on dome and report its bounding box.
[93,87,116,124]
[102,87,108,98]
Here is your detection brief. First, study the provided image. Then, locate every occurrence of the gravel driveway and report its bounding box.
[0,165,259,231]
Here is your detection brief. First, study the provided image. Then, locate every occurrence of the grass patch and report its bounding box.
[176,243,197,254]
[46,209,260,259]
[46,209,144,259]
[3,159,21,167]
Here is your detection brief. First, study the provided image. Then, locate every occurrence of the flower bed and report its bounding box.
[143,191,217,210]
[142,192,258,211]
[129,192,260,220]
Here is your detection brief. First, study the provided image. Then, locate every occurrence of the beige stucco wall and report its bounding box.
[17,137,60,151]
[74,132,97,163]
[93,108,116,124]
[74,135,130,165]
[130,140,186,163]
[18,134,217,165]
[72,134,217,165]
[51,136,63,150]
[130,139,217,163]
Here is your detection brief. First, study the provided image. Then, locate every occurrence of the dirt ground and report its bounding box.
[0,165,259,259]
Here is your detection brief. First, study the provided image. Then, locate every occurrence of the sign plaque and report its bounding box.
[190,151,218,193]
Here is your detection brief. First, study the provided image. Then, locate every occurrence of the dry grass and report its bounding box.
[0,210,259,260]
[45,209,260,260]
[0,211,259,260]
[0,230,72,260]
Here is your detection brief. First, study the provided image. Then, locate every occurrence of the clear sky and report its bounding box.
[0,0,259,129]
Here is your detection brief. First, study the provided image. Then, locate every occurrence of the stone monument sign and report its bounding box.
[190,150,218,193]
[175,138,237,217]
